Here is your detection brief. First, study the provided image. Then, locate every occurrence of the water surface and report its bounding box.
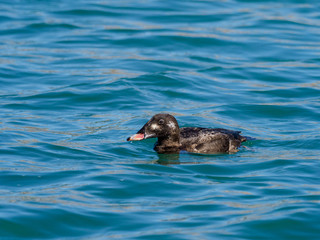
[0,0,320,239]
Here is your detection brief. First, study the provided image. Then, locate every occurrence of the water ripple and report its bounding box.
[1,0,320,239]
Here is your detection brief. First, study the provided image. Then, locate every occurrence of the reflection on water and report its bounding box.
[155,153,180,165]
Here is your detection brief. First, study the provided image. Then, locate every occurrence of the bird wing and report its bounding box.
[180,128,232,153]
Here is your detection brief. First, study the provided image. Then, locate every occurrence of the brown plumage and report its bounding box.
[127,113,247,154]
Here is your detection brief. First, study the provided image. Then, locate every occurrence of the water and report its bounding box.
[1,0,320,239]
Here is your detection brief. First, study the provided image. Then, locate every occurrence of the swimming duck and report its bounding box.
[127,113,247,154]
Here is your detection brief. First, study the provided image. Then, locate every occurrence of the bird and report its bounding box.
[127,113,248,154]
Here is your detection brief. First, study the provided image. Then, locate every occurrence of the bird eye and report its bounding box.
[158,119,165,125]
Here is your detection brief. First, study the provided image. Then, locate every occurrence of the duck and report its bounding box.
[127,113,248,154]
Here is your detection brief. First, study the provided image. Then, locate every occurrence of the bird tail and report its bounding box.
[240,135,255,142]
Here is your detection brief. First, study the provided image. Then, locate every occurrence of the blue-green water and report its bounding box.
[1,0,320,239]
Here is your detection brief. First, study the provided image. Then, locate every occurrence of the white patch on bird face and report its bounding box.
[168,121,176,129]
[151,123,159,130]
